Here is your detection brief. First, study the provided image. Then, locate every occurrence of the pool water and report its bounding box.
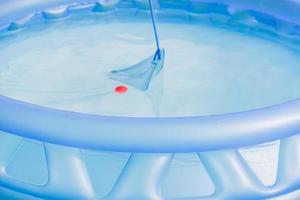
[1,14,300,117]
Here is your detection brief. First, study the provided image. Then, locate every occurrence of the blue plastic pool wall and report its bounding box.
[1,0,300,199]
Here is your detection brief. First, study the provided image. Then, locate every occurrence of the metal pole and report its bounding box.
[148,0,161,59]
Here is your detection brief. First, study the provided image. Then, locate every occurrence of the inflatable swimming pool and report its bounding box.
[1,0,300,199]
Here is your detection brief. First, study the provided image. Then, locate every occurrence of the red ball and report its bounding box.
[115,85,128,94]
